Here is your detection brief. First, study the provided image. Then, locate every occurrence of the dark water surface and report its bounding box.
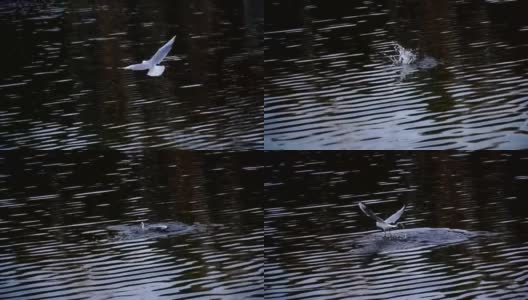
[0,152,263,299]
[0,0,263,150]
[265,0,528,149]
[264,152,528,299]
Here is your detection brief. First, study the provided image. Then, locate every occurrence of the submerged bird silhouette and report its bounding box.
[359,201,406,236]
[124,36,176,77]
[141,222,168,232]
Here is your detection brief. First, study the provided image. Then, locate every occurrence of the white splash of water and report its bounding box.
[389,43,416,65]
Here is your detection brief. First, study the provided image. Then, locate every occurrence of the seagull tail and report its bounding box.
[147,65,165,77]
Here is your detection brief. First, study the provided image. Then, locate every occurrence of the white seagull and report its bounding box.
[124,36,176,77]
[358,201,406,236]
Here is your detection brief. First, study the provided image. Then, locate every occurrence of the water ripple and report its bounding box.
[264,151,528,299]
[265,1,528,149]
[0,152,263,299]
[0,1,263,150]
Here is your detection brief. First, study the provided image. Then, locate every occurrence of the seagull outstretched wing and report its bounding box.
[385,204,406,224]
[358,202,384,223]
[149,36,176,65]
[124,62,150,71]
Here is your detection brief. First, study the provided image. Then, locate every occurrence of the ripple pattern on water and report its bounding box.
[265,1,528,149]
[0,1,263,150]
[264,151,528,299]
[0,152,263,299]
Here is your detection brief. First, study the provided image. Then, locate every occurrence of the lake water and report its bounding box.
[264,152,528,299]
[0,0,263,150]
[0,152,263,299]
[4,1,528,299]
[265,0,528,149]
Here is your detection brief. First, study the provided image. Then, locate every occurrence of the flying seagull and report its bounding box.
[124,36,176,77]
[358,201,406,236]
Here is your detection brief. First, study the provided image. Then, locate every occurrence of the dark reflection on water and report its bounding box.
[264,152,528,299]
[0,152,263,299]
[265,0,528,149]
[0,0,263,150]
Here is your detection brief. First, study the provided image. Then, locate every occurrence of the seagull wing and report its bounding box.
[149,36,176,65]
[124,62,150,71]
[385,204,406,224]
[359,202,384,223]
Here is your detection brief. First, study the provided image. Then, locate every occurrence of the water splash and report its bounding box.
[389,43,416,65]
